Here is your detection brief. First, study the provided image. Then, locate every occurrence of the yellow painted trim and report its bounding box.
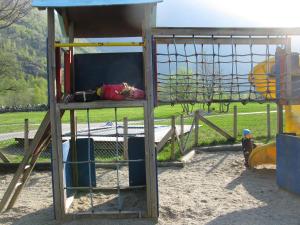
[54,42,145,48]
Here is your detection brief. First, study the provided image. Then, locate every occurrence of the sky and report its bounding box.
[157,0,300,27]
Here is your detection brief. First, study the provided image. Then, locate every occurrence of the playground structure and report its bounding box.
[249,52,300,168]
[0,0,300,222]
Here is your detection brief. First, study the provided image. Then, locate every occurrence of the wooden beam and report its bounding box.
[277,103,284,134]
[198,114,234,141]
[194,110,199,146]
[142,4,158,219]
[171,116,176,160]
[155,37,287,45]
[153,27,300,36]
[0,151,9,163]
[267,104,271,139]
[47,8,65,220]
[156,128,173,153]
[55,42,145,48]
[58,100,145,110]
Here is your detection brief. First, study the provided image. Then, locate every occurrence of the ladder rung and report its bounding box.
[24,165,31,170]
[16,182,23,188]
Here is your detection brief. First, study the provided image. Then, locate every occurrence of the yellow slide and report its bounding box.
[248,58,300,168]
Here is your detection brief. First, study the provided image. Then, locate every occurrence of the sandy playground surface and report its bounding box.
[1,150,300,225]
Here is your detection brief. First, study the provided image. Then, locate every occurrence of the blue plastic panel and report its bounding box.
[32,0,161,7]
[128,137,146,186]
[62,141,73,197]
[76,138,96,187]
[277,134,300,195]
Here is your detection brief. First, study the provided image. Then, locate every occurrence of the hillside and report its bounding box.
[0,9,63,106]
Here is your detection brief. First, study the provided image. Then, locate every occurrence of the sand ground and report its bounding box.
[1,151,300,225]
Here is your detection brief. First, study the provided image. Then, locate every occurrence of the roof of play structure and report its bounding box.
[32,0,162,8]
[32,0,161,38]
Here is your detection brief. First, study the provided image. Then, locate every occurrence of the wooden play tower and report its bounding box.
[0,0,161,221]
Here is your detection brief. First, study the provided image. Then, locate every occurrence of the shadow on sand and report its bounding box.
[207,168,300,225]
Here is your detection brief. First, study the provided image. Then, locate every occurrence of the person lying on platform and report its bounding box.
[96,83,145,100]
[242,129,256,168]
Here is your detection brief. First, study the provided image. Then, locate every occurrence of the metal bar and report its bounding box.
[152,27,300,36]
[54,42,145,48]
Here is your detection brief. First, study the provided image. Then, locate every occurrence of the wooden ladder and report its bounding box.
[0,111,53,212]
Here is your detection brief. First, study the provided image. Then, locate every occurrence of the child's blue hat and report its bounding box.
[243,129,252,136]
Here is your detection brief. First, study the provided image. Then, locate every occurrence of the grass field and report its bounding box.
[0,102,276,133]
[0,102,278,162]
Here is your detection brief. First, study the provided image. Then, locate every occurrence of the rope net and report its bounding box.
[154,33,297,104]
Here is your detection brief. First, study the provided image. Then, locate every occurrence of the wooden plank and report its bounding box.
[156,128,173,152]
[0,112,51,212]
[123,117,128,160]
[64,211,145,219]
[47,8,65,220]
[24,119,29,153]
[69,22,78,189]
[58,100,146,110]
[194,110,199,146]
[152,27,300,36]
[198,114,234,140]
[4,118,33,209]
[0,151,9,163]
[142,4,158,219]
[6,136,51,210]
[155,37,287,45]
[174,129,183,155]
[277,103,284,134]
[180,114,184,152]
[233,106,238,139]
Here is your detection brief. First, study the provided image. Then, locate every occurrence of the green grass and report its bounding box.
[0,103,276,134]
[0,102,278,162]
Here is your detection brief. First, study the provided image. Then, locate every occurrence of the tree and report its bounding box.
[0,0,31,29]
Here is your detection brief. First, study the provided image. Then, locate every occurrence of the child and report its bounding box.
[242,129,256,168]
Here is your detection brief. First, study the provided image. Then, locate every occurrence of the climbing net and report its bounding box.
[154,29,295,104]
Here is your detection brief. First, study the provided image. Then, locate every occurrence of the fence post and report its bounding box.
[24,119,29,153]
[267,104,271,139]
[233,105,238,139]
[123,117,128,160]
[194,110,199,146]
[180,114,184,137]
[171,116,176,160]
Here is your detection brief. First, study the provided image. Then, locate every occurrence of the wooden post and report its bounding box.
[171,116,176,160]
[277,103,284,134]
[47,8,65,220]
[24,119,29,153]
[142,4,158,218]
[267,104,271,139]
[180,114,184,137]
[180,114,184,151]
[194,110,199,146]
[233,105,238,139]
[123,117,128,160]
